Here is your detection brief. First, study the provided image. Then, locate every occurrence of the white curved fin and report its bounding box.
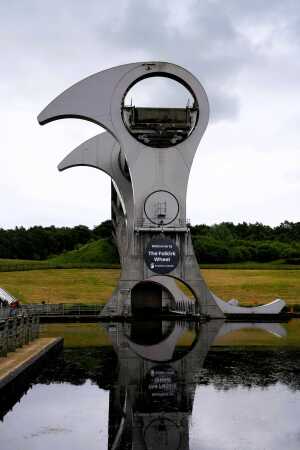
[211,291,286,315]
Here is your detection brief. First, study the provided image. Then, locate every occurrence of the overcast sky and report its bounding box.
[0,0,299,229]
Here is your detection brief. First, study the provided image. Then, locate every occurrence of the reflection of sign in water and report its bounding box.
[144,365,177,411]
[145,238,179,274]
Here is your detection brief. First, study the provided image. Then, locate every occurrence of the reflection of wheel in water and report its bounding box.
[129,320,174,346]
[144,417,181,450]
[125,320,199,363]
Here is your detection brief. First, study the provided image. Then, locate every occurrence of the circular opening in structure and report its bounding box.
[122,75,198,148]
[144,190,179,226]
[131,280,176,317]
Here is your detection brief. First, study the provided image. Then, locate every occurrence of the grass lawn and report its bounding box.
[0,269,120,304]
[0,268,299,306]
[202,269,300,305]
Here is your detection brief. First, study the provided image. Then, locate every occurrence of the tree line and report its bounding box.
[191,221,300,263]
[0,221,112,260]
[0,220,299,264]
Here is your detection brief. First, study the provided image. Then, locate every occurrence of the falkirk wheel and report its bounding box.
[38,62,285,319]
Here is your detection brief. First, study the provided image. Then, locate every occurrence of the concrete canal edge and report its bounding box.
[0,337,63,391]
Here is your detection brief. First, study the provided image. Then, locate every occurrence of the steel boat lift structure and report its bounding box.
[38,61,286,318]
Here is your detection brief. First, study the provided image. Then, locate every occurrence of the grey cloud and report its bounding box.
[0,0,251,120]
[0,0,299,228]
[208,91,239,121]
[2,0,300,121]
[95,0,251,120]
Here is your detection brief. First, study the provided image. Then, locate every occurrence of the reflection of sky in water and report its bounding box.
[0,381,109,450]
[1,319,300,450]
[2,379,300,450]
[190,383,300,450]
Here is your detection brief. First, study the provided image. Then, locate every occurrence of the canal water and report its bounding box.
[1,319,300,450]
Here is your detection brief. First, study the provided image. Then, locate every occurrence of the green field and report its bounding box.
[0,267,299,306]
[203,269,300,305]
[1,257,299,272]
[0,269,119,304]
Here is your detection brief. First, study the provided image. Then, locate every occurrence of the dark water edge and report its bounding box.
[2,346,300,422]
[37,347,300,390]
[202,348,300,389]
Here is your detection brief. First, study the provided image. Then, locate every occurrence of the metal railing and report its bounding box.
[0,311,40,357]
[135,217,190,228]
[172,300,196,315]
[21,303,105,317]
[0,262,120,272]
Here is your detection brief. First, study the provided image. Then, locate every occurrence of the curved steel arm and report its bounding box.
[58,131,116,176]
[58,131,134,231]
[38,63,141,136]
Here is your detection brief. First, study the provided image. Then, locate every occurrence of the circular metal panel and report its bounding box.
[144,190,179,225]
[121,74,199,149]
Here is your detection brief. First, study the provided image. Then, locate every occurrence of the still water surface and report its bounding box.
[1,320,300,450]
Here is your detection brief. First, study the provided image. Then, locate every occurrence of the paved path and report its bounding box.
[0,337,63,389]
